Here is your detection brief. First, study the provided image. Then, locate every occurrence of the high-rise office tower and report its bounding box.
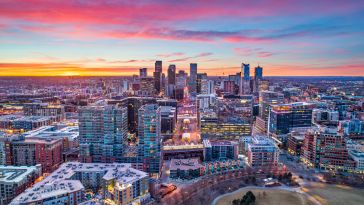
[167,64,176,85]
[79,105,128,163]
[207,80,214,95]
[155,60,162,73]
[176,70,187,88]
[167,65,176,98]
[254,66,263,93]
[138,104,161,176]
[154,61,162,93]
[140,77,155,96]
[255,66,263,80]
[242,63,250,81]
[175,70,188,100]
[189,63,198,94]
[139,68,147,78]
[241,63,251,94]
[161,73,166,92]
[196,73,207,94]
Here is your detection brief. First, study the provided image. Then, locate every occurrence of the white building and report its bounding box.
[0,165,41,204]
[196,94,216,111]
[10,162,150,205]
[349,150,364,173]
[247,136,279,168]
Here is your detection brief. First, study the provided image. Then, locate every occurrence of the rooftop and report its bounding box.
[0,165,39,184]
[11,162,148,204]
[0,115,51,122]
[170,158,204,171]
[203,139,238,147]
[23,125,79,140]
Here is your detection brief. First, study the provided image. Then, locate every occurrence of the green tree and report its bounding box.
[239,191,256,205]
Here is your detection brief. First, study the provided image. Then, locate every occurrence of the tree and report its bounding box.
[237,191,256,205]
[232,199,241,205]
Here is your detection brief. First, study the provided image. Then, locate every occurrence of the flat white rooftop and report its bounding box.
[0,165,39,184]
[11,162,148,204]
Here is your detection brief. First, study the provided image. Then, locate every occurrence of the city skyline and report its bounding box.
[1,0,364,76]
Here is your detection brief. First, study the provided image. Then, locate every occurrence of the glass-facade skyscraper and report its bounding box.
[255,66,263,80]
[138,104,161,176]
[154,61,162,93]
[189,63,198,94]
[79,105,128,163]
[242,63,250,81]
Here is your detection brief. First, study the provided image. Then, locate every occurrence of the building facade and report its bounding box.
[79,105,128,163]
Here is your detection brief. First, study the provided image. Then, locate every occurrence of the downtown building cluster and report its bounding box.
[0,60,363,204]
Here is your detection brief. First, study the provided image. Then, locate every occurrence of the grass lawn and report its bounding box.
[302,182,364,205]
[215,188,316,205]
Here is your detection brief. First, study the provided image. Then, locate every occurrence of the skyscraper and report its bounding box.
[154,61,162,93]
[175,70,188,100]
[207,80,214,95]
[140,77,155,96]
[254,66,264,93]
[189,63,198,94]
[167,64,176,85]
[242,63,251,94]
[79,105,128,163]
[139,68,147,78]
[167,65,176,98]
[242,63,250,81]
[255,66,263,80]
[138,104,161,176]
[196,73,207,94]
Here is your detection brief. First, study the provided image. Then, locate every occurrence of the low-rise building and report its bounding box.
[287,131,305,156]
[203,140,239,161]
[11,162,150,205]
[301,127,356,172]
[0,165,41,204]
[247,136,279,168]
[349,150,364,173]
[11,137,63,173]
[23,103,65,122]
[0,115,52,131]
[170,158,205,179]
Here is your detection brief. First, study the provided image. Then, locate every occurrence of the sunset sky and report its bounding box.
[0,0,364,76]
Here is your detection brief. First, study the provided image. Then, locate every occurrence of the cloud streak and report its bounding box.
[234,48,274,58]
[168,52,213,62]
[1,1,363,43]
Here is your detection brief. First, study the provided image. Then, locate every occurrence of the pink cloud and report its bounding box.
[168,52,213,62]
[234,48,274,58]
[157,52,185,58]
[257,51,273,58]
[224,36,274,43]
[1,1,363,42]
[1,1,362,26]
